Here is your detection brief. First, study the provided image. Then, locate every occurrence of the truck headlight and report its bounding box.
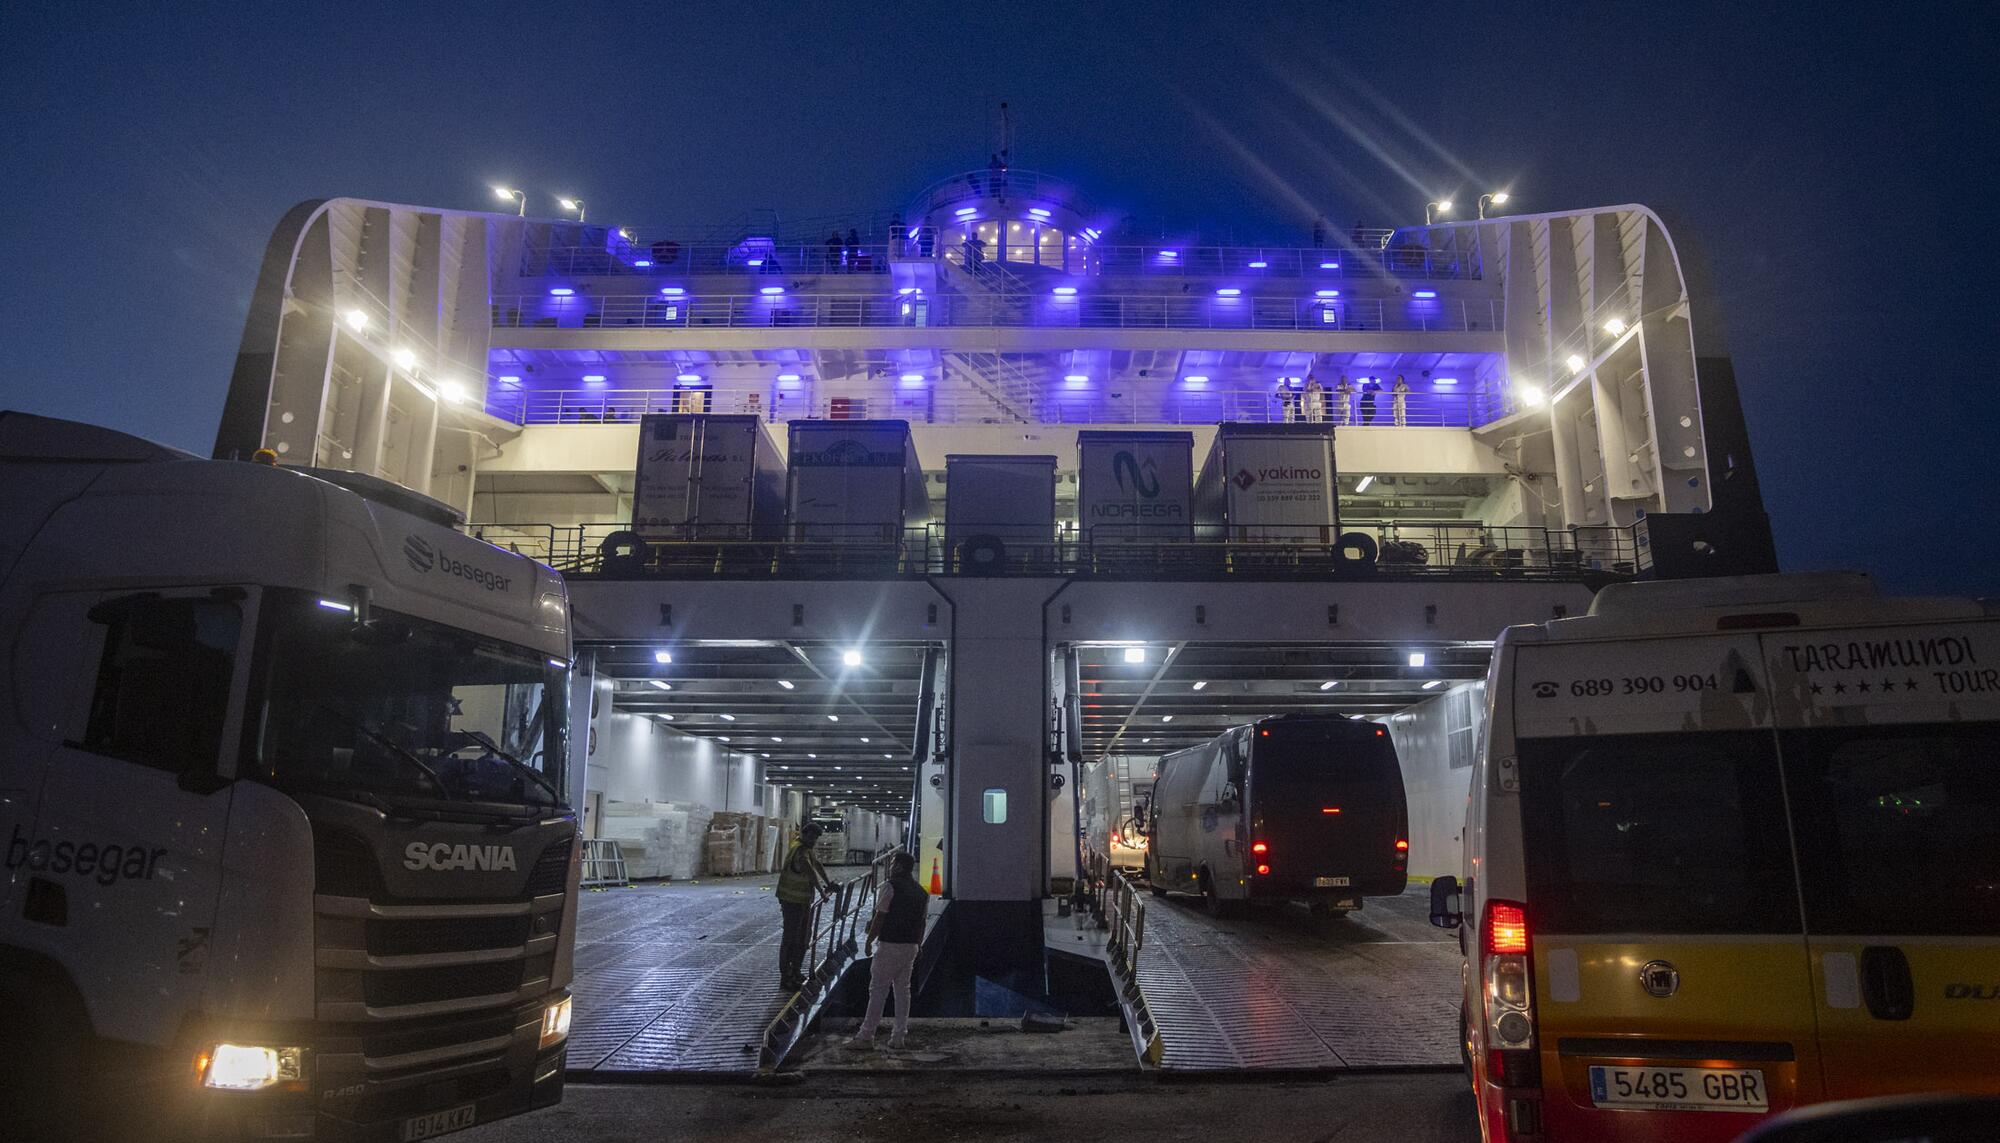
[200,1043,305,1091]
[540,996,572,1049]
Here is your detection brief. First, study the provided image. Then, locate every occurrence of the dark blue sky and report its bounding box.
[3,2,1993,594]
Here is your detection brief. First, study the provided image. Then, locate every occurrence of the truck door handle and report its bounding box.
[1859,945,1913,1021]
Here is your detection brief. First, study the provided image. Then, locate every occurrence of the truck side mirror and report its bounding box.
[1429,875,1462,929]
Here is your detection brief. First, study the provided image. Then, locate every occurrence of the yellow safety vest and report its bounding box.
[775,842,819,904]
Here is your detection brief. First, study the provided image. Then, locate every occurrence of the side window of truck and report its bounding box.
[80,595,241,774]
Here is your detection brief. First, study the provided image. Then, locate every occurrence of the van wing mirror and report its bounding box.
[1429,875,1462,929]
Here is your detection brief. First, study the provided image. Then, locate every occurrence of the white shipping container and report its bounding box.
[1193,424,1340,541]
[944,454,1057,569]
[631,414,785,541]
[786,420,931,542]
[1076,431,1195,545]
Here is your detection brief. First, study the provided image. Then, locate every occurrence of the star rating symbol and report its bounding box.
[1882,678,1895,693]
[1832,682,1847,694]
[1857,680,1872,693]
[1906,678,1920,691]
[1809,682,1823,695]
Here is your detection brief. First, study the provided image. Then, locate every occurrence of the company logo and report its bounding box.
[402,534,513,593]
[795,439,900,466]
[1112,451,1161,498]
[403,535,435,573]
[1233,468,1258,491]
[403,842,518,872]
[1638,960,1680,998]
[7,825,165,886]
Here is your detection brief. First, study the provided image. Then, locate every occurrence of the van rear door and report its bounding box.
[1511,636,1824,1136]
[1250,721,1406,897]
[1765,620,2000,1100]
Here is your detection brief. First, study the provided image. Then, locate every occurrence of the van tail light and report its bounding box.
[1479,900,1536,1064]
[1394,838,1409,852]
[1255,863,1270,876]
[1250,841,1268,855]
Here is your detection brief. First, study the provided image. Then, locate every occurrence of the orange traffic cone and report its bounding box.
[928,855,943,895]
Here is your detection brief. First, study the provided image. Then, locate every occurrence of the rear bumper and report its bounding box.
[1250,872,1408,900]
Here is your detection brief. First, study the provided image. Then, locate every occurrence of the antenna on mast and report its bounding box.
[996,101,1012,169]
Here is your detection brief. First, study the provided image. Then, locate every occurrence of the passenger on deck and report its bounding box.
[1359,378,1380,424]
[825,231,843,273]
[848,850,928,1051]
[1392,375,1410,426]
[776,822,834,992]
[1331,374,1353,426]
[846,228,860,271]
[1303,374,1325,423]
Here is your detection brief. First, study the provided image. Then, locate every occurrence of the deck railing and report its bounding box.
[467,520,1643,583]
[491,292,1502,334]
[483,384,1506,429]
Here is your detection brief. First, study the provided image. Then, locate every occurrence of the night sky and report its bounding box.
[3,3,1993,595]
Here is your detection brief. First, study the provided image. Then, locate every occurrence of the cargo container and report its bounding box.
[944,453,1058,572]
[631,414,786,541]
[785,419,931,545]
[1075,430,1195,547]
[1193,422,1340,543]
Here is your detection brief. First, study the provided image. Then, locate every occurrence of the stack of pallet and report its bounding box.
[706,812,775,875]
[598,799,715,880]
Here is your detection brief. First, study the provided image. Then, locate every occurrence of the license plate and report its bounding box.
[1588,1066,1767,1112]
[1313,876,1351,887]
[401,1104,477,1141]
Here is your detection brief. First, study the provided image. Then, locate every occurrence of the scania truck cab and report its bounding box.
[0,414,580,1142]
[1434,572,1999,1142]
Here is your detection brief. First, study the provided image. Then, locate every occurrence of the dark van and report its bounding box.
[1144,714,1409,915]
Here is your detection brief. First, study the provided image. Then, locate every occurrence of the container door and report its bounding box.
[1510,636,1822,1139]
[1764,618,2000,1100]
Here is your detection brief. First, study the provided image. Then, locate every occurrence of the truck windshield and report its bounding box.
[252,593,567,814]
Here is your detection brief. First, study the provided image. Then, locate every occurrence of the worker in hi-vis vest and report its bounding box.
[776,822,835,991]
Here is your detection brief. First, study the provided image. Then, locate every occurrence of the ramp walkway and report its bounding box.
[565,863,943,1075]
[1132,885,1464,1071]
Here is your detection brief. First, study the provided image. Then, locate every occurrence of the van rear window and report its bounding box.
[1519,731,1800,935]
[1782,722,2000,937]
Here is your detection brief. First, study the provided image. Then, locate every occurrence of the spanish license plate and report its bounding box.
[401,1104,477,1141]
[1589,1066,1767,1112]
[1313,876,1351,888]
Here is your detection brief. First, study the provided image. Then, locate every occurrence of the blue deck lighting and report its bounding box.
[1413,290,1438,299]
[954,207,977,217]
[1320,261,1340,270]
[1052,286,1078,296]
[549,287,574,296]
[1029,207,1052,219]
[1316,289,1340,297]
[1248,260,1268,269]
[660,286,685,296]
[760,286,785,295]
[1215,287,1241,297]
[633,259,653,268]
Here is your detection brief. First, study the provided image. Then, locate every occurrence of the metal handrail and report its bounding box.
[490,292,1502,334]
[483,384,1508,430]
[465,519,1644,581]
[1080,847,1162,1067]
[758,848,901,1073]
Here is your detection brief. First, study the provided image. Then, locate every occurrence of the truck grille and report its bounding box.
[524,838,572,895]
[367,915,531,957]
[365,961,525,1009]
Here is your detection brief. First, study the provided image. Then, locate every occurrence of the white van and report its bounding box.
[1433,572,1999,1142]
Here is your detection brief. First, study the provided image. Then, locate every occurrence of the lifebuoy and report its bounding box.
[958,535,1007,574]
[1334,531,1379,571]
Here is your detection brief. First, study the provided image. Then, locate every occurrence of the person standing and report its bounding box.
[824,231,843,273]
[1274,378,1294,422]
[848,851,928,1051]
[1302,374,1325,423]
[1359,377,1379,425]
[776,822,834,991]
[1331,374,1353,426]
[1392,374,1411,426]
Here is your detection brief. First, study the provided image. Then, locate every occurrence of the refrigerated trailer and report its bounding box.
[1075,430,1194,551]
[630,413,785,541]
[1145,714,1409,916]
[943,453,1057,572]
[785,419,931,547]
[0,414,579,1142]
[1193,422,1340,543]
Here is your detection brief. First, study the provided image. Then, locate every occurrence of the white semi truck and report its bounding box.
[0,414,580,1142]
